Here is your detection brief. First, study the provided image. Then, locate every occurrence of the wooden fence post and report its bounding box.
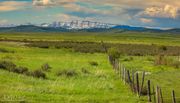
[156,86,160,103]
[132,70,135,92]
[127,70,132,84]
[119,63,121,78]
[114,59,117,73]
[116,59,119,73]
[139,71,145,97]
[153,86,156,103]
[172,90,176,103]
[124,68,126,84]
[121,66,124,81]
[159,88,163,103]
[136,73,139,96]
[147,80,152,102]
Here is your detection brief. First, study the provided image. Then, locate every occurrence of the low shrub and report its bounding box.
[25,41,180,56]
[89,61,98,66]
[12,66,29,74]
[0,60,47,79]
[0,60,16,71]
[31,69,46,79]
[0,60,29,74]
[57,69,77,77]
[158,45,167,52]
[108,47,120,66]
[81,68,91,74]
[108,47,120,59]
[0,48,10,53]
[41,63,51,72]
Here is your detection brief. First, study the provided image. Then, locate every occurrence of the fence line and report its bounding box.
[109,57,178,103]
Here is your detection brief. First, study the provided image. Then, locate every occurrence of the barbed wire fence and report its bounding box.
[109,58,179,103]
[113,59,180,103]
[100,41,179,103]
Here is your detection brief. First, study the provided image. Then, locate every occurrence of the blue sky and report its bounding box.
[0,0,180,28]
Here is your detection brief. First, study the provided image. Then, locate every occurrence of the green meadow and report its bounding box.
[0,32,180,103]
[0,41,140,103]
[0,32,180,46]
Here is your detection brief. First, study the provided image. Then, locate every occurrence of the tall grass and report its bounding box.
[25,41,180,56]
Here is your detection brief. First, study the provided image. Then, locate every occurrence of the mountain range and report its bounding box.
[0,24,180,33]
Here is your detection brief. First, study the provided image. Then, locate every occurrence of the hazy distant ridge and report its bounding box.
[0,24,179,33]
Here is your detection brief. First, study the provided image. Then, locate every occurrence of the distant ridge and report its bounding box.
[112,25,164,32]
[0,24,180,33]
[0,25,69,32]
[112,25,146,31]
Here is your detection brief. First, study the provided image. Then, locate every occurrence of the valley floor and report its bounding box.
[0,32,179,103]
[0,42,141,103]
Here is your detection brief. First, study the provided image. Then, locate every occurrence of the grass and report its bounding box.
[0,32,179,102]
[24,40,180,56]
[0,32,180,46]
[0,42,141,103]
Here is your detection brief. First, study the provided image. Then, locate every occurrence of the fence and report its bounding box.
[109,57,179,103]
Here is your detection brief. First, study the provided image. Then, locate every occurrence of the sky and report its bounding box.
[0,0,180,28]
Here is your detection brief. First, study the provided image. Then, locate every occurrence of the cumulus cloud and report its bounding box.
[80,0,180,8]
[56,13,96,22]
[32,0,77,6]
[0,1,29,12]
[33,0,54,6]
[142,5,178,18]
[32,0,180,19]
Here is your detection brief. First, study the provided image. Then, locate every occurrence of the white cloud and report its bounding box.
[33,0,77,6]
[33,0,53,6]
[32,0,180,22]
[56,13,96,22]
[142,5,178,18]
[0,1,28,12]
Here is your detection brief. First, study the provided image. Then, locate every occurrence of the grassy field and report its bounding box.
[0,42,141,103]
[0,32,180,46]
[0,32,180,103]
